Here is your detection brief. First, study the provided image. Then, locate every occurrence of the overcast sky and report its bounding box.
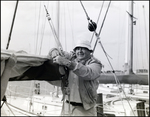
[1,1,149,71]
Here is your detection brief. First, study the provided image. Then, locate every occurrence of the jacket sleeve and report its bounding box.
[72,61,102,80]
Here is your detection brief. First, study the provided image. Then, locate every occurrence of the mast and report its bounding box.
[129,0,134,74]
[6,0,19,49]
[124,1,134,74]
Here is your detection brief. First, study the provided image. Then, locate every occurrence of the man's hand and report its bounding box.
[53,56,71,67]
[59,47,76,59]
[47,48,60,59]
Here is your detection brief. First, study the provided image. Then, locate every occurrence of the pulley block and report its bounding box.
[88,20,97,32]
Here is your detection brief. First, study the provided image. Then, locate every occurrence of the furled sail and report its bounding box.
[1,49,62,100]
[1,49,148,101]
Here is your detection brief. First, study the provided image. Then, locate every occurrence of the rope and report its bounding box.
[35,1,42,54]
[63,4,67,51]
[116,3,121,69]
[39,2,48,55]
[92,1,112,59]
[34,2,37,54]
[93,1,111,53]
[79,0,90,20]
[80,1,136,115]
[90,1,105,43]
[44,4,70,115]
[97,39,112,59]
[79,1,111,58]
[5,102,16,116]
[6,0,19,50]
[7,102,38,116]
[66,2,75,49]
[97,34,136,116]
[44,5,62,49]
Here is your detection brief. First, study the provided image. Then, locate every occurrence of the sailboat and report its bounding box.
[1,1,149,116]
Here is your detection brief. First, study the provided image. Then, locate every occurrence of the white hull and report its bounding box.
[1,84,149,116]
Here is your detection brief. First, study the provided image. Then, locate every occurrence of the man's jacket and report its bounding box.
[71,57,102,110]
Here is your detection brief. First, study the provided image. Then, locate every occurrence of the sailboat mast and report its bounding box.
[6,0,19,49]
[129,0,134,73]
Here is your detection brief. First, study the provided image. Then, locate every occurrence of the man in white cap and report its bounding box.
[52,39,102,116]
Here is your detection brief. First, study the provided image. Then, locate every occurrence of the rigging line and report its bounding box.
[49,18,61,48]
[49,21,60,47]
[33,2,45,109]
[80,0,112,59]
[92,1,112,60]
[120,9,127,68]
[80,0,98,35]
[32,0,47,102]
[133,5,139,70]
[50,19,59,41]
[39,2,49,55]
[99,41,120,85]
[99,40,112,59]
[90,1,105,43]
[79,1,135,114]
[64,3,67,51]
[39,17,46,55]
[116,3,121,69]
[137,4,144,69]
[142,5,148,62]
[44,5,58,41]
[92,9,135,114]
[7,102,38,116]
[4,101,16,116]
[66,2,75,49]
[44,5,63,49]
[35,1,42,54]
[93,1,111,54]
[6,0,19,50]
[39,2,46,53]
[79,0,90,20]
[34,2,37,54]
[98,1,111,36]
[98,39,136,116]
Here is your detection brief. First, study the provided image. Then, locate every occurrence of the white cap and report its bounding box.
[73,39,93,52]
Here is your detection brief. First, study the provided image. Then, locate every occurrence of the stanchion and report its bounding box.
[96,93,103,116]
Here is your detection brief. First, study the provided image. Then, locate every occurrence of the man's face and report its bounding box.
[75,47,91,61]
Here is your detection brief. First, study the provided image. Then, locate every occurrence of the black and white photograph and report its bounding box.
[1,1,149,116]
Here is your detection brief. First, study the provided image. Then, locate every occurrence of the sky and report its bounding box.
[1,1,149,71]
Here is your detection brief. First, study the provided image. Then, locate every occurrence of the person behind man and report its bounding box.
[52,39,102,116]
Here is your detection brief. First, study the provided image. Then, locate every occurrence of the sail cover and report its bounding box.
[1,49,148,100]
[1,49,63,100]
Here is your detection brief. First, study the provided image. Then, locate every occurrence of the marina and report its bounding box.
[1,81,149,116]
[1,1,149,116]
